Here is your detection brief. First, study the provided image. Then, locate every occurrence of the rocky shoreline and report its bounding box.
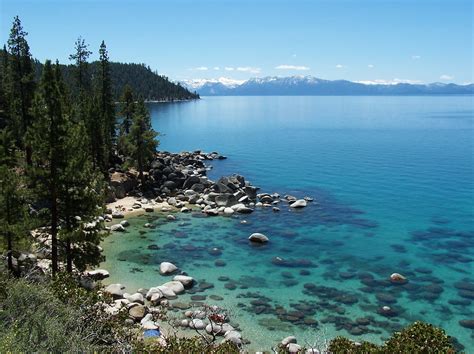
[105,150,310,222]
[98,150,317,350]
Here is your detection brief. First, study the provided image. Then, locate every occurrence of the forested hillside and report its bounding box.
[30,60,199,101]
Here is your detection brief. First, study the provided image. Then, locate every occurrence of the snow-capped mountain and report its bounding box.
[181,76,473,96]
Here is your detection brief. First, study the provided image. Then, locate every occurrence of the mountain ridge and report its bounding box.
[182,76,474,96]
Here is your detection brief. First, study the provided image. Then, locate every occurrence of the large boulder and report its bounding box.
[157,285,177,299]
[249,233,269,243]
[160,262,178,275]
[290,199,307,208]
[129,304,146,320]
[110,224,126,232]
[161,281,185,295]
[104,283,126,299]
[124,292,145,304]
[110,172,137,198]
[173,275,194,287]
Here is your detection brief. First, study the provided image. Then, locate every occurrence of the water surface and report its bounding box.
[102,96,474,351]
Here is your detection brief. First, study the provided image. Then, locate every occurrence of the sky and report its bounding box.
[1,0,472,84]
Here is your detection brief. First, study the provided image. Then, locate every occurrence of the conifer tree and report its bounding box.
[119,84,134,134]
[30,60,68,276]
[6,16,36,164]
[0,129,29,275]
[68,36,92,96]
[59,119,105,273]
[97,41,115,167]
[127,98,158,186]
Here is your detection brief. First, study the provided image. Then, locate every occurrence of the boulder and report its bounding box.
[124,292,145,304]
[223,207,234,215]
[110,224,126,232]
[161,281,185,294]
[104,283,126,299]
[249,233,269,243]
[111,211,124,219]
[157,285,177,299]
[281,336,297,346]
[120,220,130,227]
[290,199,307,208]
[129,304,146,320]
[173,275,194,287]
[160,262,178,275]
[390,273,408,284]
[288,343,302,353]
[189,319,206,330]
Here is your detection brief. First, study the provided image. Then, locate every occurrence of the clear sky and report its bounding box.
[1,0,472,84]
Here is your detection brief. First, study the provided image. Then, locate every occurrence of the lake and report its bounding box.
[101,96,474,351]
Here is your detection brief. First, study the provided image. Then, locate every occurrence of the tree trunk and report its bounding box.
[7,231,14,274]
[66,239,73,273]
[51,187,58,276]
[25,144,32,166]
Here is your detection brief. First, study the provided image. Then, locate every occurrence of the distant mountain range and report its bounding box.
[182,76,474,96]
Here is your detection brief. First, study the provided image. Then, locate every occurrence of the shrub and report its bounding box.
[327,321,456,354]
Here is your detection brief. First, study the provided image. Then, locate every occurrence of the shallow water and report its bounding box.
[101,96,474,351]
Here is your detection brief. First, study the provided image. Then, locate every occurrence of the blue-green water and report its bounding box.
[102,96,474,350]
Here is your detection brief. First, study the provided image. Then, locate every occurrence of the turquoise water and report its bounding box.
[102,96,474,351]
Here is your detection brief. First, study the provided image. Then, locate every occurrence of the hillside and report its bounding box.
[33,60,199,101]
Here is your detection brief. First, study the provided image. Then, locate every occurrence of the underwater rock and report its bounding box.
[458,319,474,329]
[215,259,226,267]
[110,224,126,232]
[390,273,408,284]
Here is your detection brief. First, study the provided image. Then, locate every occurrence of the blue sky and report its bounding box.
[1,0,472,84]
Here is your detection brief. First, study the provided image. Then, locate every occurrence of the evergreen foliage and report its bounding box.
[5,16,36,164]
[125,98,159,186]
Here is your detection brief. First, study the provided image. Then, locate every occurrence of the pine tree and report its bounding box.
[6,16,36,165]
[0,129,29,275]
[59,119,105,273]
[97,41,115,168]
[119,84,134,134]
[127,98,158,186]
[0,46,9,129]
[68,36,92,96]
[29,60,68,276]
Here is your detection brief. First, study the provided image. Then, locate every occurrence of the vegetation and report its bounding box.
[0,16,159,275]
[326,322,455,353]
[28,59,199,101]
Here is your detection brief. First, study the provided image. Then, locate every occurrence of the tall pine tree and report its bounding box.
[6,16,36,165]
[97,41,115,169]
[30,60,68,276]
[119,84,134,134]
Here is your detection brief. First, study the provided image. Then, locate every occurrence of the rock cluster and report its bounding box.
[100,264,244,347]
[106,151,313,218]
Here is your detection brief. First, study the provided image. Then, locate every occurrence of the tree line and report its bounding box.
[0,16,161,277]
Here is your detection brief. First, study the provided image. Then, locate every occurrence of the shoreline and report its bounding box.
[98,150,315,351]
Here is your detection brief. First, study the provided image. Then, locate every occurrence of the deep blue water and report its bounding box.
[102,96,474,351]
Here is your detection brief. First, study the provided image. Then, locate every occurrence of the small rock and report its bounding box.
[110,224,126,232]
[249,233,269,243]
[160,262,178,275]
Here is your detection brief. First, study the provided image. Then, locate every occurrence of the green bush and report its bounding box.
[134,335,240,353]
[0,273,132,352]
[327,321,455,354]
